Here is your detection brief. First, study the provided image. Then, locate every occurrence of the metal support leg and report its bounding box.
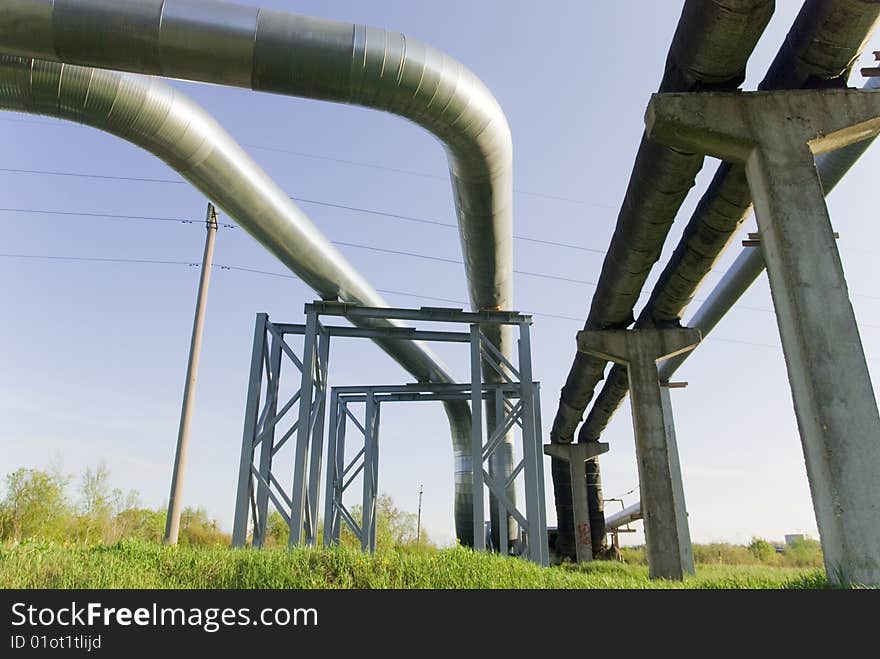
[470,325,486,551]
[494,388,508,556]
[306,328,330,546]
[518,322,547,566]
[370,403,380,552]
[331,402,348,545]
[252,332,282,547]
[232,313,268,547]
[322,389,340,548]
[289,310,318,547]
[533,383,549,559]
[362,392,377,553]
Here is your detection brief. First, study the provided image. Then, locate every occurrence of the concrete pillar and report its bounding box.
[646,88,880,586]
[544,442,609,563]
[577,328,700,579]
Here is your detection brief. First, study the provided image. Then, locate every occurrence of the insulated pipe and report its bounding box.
[604,503,642,531]
[547,0,775,559]
[659,100,880,380]
[0,0,517,548]
[0,55,479,544]
[549,0,775,445]
[556,1,880,559]
[581,8,880,444]
[583,114,880,535]
[0,0,514,334]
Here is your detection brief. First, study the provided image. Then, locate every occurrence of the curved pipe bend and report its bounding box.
[0,0,516,547]
[0,54,477,544]
[0,0,514,315]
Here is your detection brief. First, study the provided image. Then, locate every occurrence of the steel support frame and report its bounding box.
[231,311,329,548]
[233,303,546,565]
[321,380,547,565]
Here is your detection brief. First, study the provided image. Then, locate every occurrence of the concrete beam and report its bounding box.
[645,88,880,163]
[646,88,880,587]
[544,442,609,563]
[577,328,700,580]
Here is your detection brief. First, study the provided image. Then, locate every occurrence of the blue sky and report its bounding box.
[3,0,880,548]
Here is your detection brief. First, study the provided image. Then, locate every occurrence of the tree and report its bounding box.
[177,507,229,546]
[748,537,777,563]
[339,492,432,551]
[264,510,290,547]
[0,467,71,542]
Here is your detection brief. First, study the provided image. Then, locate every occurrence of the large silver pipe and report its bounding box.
[604,503,642,531]
[0,0,513,318]
[0,0,518,546]
[0,55,479,543]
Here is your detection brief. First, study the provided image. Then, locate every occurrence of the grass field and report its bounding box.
[0,540,832,589]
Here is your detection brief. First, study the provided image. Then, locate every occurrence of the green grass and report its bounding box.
[0,540,832,589]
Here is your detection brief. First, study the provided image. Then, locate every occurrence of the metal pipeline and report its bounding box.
[554,0,880,560]
[548,0,775,559]
[0,0,514,333]
[581,3,880,445]
[0,55,481,544]
[604,503,642,531]
[592,94,879,529]
[0,0,518,546]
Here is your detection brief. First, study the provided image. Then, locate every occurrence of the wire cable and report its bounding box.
[4,252,877,358]
[0,167,607,254]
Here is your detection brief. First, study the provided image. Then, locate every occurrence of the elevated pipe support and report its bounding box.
[577,328,700,580]
[647,87,880,587]
[544,442,609,563]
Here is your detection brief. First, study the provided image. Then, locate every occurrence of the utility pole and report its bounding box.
[164,202,219,545]
[416,484,423,546]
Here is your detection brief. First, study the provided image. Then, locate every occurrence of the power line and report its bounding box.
[0,114,618,209]
[333,240,599,286]
[0,207,236,228]
[3,169,879,302]
[5,204,880,324]
[0,204,598,286]
[291,197,606,253]
[0,169,606,254]
[0,253,200,267]
[0,252,579,322]
[0,166,184,185]
[3,252,877,358]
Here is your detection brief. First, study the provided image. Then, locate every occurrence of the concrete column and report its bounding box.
[646,88,880,586]
[578,328,699,579]
[544,442,609,563]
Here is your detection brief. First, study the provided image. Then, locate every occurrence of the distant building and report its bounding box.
[785,533,806,546]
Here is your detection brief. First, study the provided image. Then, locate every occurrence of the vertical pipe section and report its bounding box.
[164,203,218,546]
